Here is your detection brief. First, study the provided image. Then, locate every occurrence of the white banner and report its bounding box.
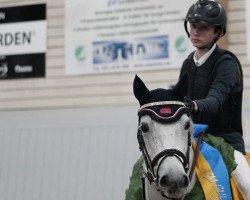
[65,0,195,75]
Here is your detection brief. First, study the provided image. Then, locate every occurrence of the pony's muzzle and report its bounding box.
[159,174,189,189]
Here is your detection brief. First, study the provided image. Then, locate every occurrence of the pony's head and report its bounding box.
[133,74,195,199]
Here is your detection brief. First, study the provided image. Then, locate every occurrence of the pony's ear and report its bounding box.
[172,73,189,100]
[133,75,150,105]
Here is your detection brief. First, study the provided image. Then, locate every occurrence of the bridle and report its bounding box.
[137,101,199,189]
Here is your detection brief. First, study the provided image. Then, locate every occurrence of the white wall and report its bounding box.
[0,0,249,111]
[243,100,250,150]
[0,106,140,200]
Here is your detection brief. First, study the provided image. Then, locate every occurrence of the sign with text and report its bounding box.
[65,0,195,75]
[0,4,46,79]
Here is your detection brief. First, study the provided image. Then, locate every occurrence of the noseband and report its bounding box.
[137,101,191,185]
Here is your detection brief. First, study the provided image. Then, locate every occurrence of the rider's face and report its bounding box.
[189,22,218,48]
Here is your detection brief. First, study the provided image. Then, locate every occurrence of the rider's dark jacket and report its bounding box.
[179,45,245,153]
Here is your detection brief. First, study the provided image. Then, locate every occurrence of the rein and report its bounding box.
[189,131,204,180]
[137,101,203,194]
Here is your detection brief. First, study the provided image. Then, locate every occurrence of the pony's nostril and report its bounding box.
[180,175,189,188]
[159,175,171,187]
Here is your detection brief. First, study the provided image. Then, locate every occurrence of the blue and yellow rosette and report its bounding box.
[193,124,232,200]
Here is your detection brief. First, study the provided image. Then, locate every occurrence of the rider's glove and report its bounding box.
[184,96,198,114]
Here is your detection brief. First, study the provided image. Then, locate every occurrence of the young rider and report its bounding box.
[179,0,246,154]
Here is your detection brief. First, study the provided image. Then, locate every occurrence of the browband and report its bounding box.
[139,101,186,111]
[138,101,189,124]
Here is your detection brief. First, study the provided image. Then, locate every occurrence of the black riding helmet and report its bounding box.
[184,0,227,38]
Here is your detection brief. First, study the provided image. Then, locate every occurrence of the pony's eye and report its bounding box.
[139,123,149,133]
[184,121,190,130]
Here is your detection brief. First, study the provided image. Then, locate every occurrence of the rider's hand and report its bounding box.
[184,96,198,114]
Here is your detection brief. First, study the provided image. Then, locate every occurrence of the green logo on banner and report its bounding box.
[75,46,86,61]
[175,36,188,53]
